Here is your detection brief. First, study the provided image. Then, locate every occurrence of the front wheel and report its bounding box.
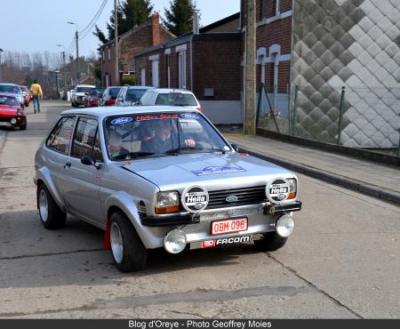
[20,122,27,130]
[254,232,288,252]
[37,184,66,229]
[109,211,147,272]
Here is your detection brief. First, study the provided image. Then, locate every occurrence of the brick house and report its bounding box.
[100,14,174,87]
[241,0,293,118]
[134,13,242,124]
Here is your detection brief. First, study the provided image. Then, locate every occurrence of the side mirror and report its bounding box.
[81,155,102,170]
[231,144,240,153]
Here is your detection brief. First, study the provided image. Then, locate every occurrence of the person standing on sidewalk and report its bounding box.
[30,80,43,114]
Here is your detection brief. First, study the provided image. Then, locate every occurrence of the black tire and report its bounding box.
[37,184,66,229]
[20,122,27,130]
[109,211,147,272]
[254,232,288,252]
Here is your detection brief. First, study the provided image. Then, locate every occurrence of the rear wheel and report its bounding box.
[37,184,66,229]
[109,211,147,272]
[254,232,288,252]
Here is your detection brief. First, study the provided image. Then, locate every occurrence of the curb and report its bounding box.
[237,146,400,206]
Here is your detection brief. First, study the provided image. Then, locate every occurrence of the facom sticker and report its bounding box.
[111,117,133,126]
[192,165,246,176]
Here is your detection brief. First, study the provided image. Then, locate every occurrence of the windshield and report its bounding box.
[0,85,21,95]
[104,112,230,161]
[155,93,197,106]
[109,87,121,98]
[89,89,104,96]
[126,89,147,103]
[76,87,94,93]
[0,95,19,106]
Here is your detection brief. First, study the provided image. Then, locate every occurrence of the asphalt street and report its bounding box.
[0,101,399,319]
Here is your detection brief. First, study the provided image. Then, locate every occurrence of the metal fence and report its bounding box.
[256,84,400,158]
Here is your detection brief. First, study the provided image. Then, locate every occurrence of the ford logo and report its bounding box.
[226,195,239,203]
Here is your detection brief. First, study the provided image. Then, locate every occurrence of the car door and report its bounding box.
[62,116,104,223]
[44,116,77,203]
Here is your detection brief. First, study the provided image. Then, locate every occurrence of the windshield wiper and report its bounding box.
[113,152,155,161]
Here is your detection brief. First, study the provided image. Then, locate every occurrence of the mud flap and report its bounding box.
[103,222,111,250]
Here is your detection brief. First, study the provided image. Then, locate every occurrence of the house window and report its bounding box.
[260,0,267,20]
[178,51,187,89]
[272,0,280,17]
[151,60,160,87]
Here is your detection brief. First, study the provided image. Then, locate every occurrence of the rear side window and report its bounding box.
[46,117,76,155]
[71,118,103,161]
[155,93,197,106]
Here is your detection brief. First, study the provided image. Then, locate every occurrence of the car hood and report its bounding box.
[0,105,18,114]
[122,152,294,190]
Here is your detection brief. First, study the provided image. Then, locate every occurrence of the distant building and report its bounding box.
[135,13,242,124]
[100,14,174,87]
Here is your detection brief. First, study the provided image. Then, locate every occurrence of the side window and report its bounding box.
[46,117,76,155]
[71,118,103,161]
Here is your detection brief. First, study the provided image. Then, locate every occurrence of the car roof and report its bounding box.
[61,106,200,119]
[76,85,95,88]
[0,83,18,86]
[152,88,194,94]
[126,86,153,89]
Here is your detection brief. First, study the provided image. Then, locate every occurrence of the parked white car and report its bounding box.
[140,88,202,112]
[71,84,96,107]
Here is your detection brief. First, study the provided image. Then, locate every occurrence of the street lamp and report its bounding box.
[57,44,68,99]
[0,48,4,81]
[67,21,80,84]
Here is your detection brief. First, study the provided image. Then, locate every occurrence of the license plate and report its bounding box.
[211,218,248,235]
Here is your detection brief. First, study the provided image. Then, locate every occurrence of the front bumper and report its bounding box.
[139,202,301,249]
[0,116,26,127]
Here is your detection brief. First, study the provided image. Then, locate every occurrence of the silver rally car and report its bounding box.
[34,106,302,272]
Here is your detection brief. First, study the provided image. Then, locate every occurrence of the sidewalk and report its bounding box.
[225,133,400,205]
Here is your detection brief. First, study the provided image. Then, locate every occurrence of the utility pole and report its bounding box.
[114,0,119,86]
[243,0,257,135]
[75,30,80,83]
[68,22,80,84]
[0,48,3,81]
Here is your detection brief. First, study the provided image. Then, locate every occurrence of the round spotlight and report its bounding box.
[10,118,17,125]
[164,229,187,254]
[276,214,295,238]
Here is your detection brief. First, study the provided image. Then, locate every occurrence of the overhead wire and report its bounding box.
[79,0,109,40]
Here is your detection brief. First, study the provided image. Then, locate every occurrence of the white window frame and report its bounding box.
[151,60,160,87]
[178,50,187,89]
[141,68,146,86]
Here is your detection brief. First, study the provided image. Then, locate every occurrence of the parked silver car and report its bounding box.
[115,86,153,106]
[34,106,302,272]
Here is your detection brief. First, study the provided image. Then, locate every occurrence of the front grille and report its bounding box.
[207,186,266,210]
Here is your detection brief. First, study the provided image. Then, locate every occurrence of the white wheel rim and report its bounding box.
[39,189,49,223]
[110,222,124,264]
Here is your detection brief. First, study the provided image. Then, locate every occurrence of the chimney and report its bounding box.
[151,13,160,46]
[193,9,200,35]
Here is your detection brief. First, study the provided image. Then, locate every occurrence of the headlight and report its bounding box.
[155,191,180,214]
[287,178,297,200]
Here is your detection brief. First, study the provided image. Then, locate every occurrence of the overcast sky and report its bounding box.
[0,0,240,58]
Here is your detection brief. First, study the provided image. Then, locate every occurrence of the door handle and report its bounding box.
[64,162,71,169]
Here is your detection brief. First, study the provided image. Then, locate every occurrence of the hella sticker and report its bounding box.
[181,186,209,213]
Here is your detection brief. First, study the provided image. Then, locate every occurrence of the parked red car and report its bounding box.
[85,88,105,107]
[101,86,122,106]
[0,93,27,130]
[19,85,32,106]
